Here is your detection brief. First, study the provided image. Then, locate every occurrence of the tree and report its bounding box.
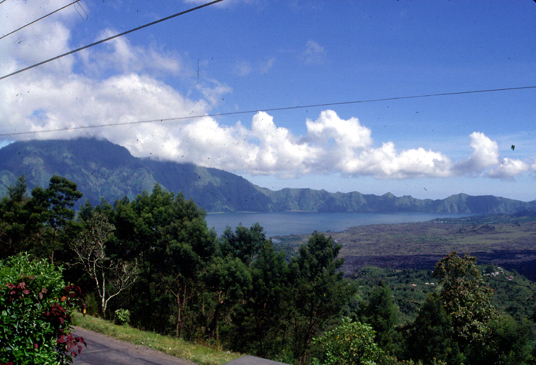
[7,174,27,202]
[162,209,217,337]
[204,255,252,340]
[219,223,266,266]
[105,184,216,334]
[69,213,138,318]
[433,252,496,346]
[0,175,82,263]
[0,175,31,258]
[358,282,399,347]
[28,175,83,264]
[289,232,357,364]
[227,239,291,358]
[407,293,463,365]
[468,314,535,365]
[408,252,498,364]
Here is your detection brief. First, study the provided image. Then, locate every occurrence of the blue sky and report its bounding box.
[1,0,535,201]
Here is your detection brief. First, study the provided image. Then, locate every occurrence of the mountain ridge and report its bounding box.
[1,138,535,214]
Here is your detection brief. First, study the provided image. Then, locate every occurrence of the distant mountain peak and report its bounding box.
[1,139,535,214]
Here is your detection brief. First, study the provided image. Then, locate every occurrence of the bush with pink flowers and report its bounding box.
[0,253,85,365]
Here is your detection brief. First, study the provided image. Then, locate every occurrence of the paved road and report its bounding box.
[72,327,198,365]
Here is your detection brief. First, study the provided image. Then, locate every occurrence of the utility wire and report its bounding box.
[0,0,7,5]
[0,0,224,81]
[1,85,535,138]
[0,1,81,41]
[73,1,88,21]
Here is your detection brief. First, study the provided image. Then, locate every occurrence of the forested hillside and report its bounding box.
[1,138,535,214]
[1,175,535,365]
[0,138,270,212]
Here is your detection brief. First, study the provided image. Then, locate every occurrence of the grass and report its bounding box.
[73,312,242,365]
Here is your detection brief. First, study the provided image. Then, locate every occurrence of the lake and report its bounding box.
[205,212,472,238]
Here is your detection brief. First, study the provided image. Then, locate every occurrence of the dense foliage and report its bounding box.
[0,175,82,263]
[311,318,383,365]
[1,174,536,365]
[0,253,84,365]
[352,256,536,365]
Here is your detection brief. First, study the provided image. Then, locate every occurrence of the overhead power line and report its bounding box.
[0,0,81,41]
[1,85,535,138]
[0,0,224,81]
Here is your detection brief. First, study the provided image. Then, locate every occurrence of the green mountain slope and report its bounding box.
[0,138,271,212]
[1,138,535,213]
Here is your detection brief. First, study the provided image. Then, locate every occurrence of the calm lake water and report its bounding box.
[205,212,472,238]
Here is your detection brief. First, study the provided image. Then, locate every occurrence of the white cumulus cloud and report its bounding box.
[453,132,500,174]
[488,158,531,179]
[0,0,76,77]
[0,1,534,184]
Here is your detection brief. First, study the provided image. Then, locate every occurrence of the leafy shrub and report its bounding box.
[0,253,85,365]
[114,308,131,326]
[312,317,383,365]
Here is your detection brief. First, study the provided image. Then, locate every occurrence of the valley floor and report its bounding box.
[274,215,536,279]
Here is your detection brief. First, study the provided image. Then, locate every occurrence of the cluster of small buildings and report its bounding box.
[483,267,514,281]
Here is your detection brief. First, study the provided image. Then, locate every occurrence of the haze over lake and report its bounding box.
[205,212,473,238]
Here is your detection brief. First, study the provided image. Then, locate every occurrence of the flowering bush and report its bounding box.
[0,253,86,365]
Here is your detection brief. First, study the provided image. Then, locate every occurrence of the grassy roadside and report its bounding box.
[73,312,242,365]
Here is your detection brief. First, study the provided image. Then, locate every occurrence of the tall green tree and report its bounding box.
[407,252,497,364]
[161,202,217,337]
[0,175,82,263]
[227,239,291,358]
[6,174,27,202]
[358,282,400,352]
[204,255,252,340]
[289,232,356,364]
[359,283,398,334]
[105,184,216,334]
[219,223,266,266]
[0,175,31,258]
[28,175,83,263]
[433,252,496,346]
[407,293,464,365]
